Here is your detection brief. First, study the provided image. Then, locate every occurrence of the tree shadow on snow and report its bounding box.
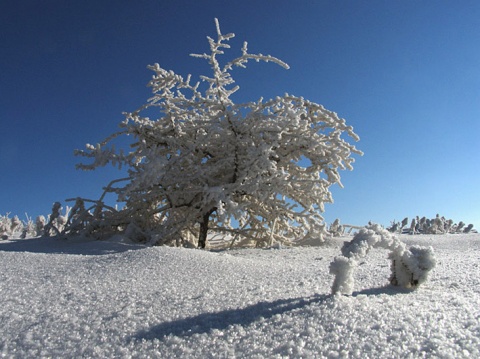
[0,235,146,255]
[133,294,331,341]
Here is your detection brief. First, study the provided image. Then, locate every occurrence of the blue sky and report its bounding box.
[1,1,479,228]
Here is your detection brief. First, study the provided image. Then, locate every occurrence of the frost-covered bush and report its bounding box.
[74,19,362,248]
[330,224,436,295]
[327,219,345,237]
[1,214,24,239]
[48,196,120,239]
[1,214,17,239]
[1,213,40,239]
[387,214,476,234]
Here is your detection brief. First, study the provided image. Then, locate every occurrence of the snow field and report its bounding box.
[0,234,479,358]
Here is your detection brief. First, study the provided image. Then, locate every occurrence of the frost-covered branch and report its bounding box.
[330,224,436,295]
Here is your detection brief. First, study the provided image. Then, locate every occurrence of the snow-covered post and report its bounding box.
[329,224,436,295]
[330,256,356,295]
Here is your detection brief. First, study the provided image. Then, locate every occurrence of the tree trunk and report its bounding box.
[198,208,216,249]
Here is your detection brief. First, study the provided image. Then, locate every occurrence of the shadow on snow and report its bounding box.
[133,285,412,341]
[132,294,332,341]
[353,285,415,296]
[0,235,146,255]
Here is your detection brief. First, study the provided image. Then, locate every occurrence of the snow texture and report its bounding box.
[1,233,479,358]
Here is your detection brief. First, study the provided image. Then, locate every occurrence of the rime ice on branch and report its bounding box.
[330,224,436,295]
[74,19,362,247]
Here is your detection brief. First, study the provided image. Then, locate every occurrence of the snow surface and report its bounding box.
[1,234,479,358]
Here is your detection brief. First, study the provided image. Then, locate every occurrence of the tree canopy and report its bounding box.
[75,19,362,247]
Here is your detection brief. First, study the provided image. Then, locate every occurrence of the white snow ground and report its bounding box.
[1,233,479,358]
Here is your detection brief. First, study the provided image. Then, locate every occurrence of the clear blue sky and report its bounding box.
[1,0,479,228]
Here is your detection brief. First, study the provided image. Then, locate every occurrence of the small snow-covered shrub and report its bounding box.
[20,215,36,239]
[1,213,40,239]
[330,224,436,295]
[389,245,436,288]
[327,219,344,237]
[1,214,15,239]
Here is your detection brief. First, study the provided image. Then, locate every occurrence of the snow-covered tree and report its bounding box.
[75,19,362,247]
